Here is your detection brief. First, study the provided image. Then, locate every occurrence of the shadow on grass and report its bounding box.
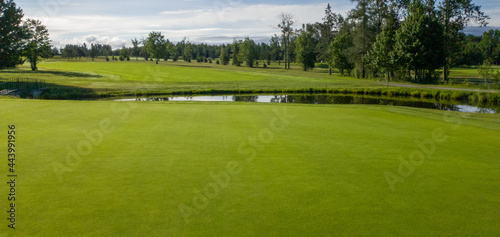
[1,69,102,78]
[171,64,212,69]
[0,79,100,99]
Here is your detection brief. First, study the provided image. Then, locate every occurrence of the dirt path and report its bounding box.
[377,82,500,93]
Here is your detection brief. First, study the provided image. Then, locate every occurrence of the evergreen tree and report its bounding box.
[183,42,193,62]
[231,40,241,66]
[238,38,258,67]
[90,43,98,61]
[438,0,489,81]
[131,38,140,61]
[295,30,318,71]
[348,0,377,78]
[220,45,230,65]
[269,35,282,64]
[0,0,26,69]
[317,3,343,74]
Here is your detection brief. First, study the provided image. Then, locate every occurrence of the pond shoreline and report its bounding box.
[110,94,498,114]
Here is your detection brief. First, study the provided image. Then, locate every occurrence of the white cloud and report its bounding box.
[24,2,354,47]
[52,35,128,49]
[160,9,204,15]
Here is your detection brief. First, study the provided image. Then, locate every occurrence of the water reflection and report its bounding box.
[114,95,497,114]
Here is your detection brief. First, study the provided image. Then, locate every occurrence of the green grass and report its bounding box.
[1,99,499,236]
[2,58,499,100]
[0,57,379,93]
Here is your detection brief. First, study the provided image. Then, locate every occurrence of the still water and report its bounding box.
[114,94,497,114]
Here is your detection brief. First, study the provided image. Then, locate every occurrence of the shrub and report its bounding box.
[263,63,267,68]
[411,90,421,98]
[421,91,432,99]
[316,63,329,69]
[216,60,220,65]
[451,91,466,100]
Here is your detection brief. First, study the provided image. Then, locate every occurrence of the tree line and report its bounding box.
[2,0,498,83]
[0,0,53,70]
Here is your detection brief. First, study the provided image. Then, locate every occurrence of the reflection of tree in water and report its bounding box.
[476,107,497,113]
[129,94,496,114]
[233,96,259,102]
[433,103,460,111]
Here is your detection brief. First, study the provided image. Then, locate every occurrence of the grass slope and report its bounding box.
[0,59,379,92]
[1,100,499,236]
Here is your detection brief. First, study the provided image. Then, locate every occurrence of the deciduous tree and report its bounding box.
[278,13,294,69]
[145,31,167,64]
[23,19,51,71]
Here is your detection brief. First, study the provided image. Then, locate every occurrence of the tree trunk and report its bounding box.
[443,10,449,82]
[329,67,332,75]
[31,51,37,71]
[362,61,365,78]
[443,64,448,82]
[287,35,291,70]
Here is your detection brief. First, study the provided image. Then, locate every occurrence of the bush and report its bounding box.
[410,90,421,98]
[106,56,109,61]
[216,60,220,65]
[119,56,124,61]
[263,63,267,68]
[127,56,130,61]
[451,91,466,100]
[316,63,329,69]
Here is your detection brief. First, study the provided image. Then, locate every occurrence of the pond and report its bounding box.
[114,94,498,114]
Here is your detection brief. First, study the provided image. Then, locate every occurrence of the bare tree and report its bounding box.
[278,13,294,69]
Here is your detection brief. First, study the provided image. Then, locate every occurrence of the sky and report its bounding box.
[15,0,500,49]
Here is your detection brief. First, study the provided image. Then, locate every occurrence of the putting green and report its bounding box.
[0,100,499,236]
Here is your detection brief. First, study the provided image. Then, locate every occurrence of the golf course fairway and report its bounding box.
[1,99,499,236]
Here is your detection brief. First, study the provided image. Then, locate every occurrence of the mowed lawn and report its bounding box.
[1,100,499,236]
[0,59,379,92]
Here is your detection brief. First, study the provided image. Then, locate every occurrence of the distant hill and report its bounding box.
[462,26,500,36]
